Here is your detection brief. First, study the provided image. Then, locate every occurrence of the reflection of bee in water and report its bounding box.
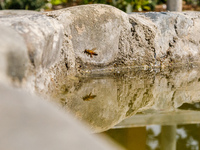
[84,48,98,58]
[82,92,97,101]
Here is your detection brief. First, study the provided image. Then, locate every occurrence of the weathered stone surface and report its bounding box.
[139,11,200,67]
[119,13,157,67]
[0,84,123,150]
[45,4,132,73]
[1,5,200,87]
[44,5,200,76]
[0,25,29,85]
[0,11,65,91]
[0,10,41,16]
[0,12,64,72]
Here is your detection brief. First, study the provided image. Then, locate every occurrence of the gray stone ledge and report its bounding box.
[0,4,200,90]
[45,5,200,76]
[0,10,41,16]
[0,12,64,72]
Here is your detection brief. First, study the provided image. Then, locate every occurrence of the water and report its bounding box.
[102,102,200,150]
[103,123,200,150]
[40,67,200,149]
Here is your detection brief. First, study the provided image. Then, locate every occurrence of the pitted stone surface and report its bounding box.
[139,12,200,67]
[45,5,132,72]
[45,5,200,75]
[1,5,200,83]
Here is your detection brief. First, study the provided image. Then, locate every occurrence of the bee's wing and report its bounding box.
[92,48,97,51]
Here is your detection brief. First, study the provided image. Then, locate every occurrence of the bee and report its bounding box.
[82,92,97,101]
[84,48,98,58]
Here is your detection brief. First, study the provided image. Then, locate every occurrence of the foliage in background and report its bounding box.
[0,0,47,10]
[184,0,200,5]
[0,0,200,12]
[155,0,166,4]
[0,0,156,12]
[113,0,156,12]
[50,0,67,5]
[81,0,166,12]
[82,0,156,12]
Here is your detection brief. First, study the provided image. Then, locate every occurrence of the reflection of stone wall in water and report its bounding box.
[45,68,200,132]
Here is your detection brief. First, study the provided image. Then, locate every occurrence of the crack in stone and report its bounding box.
[174,16,179,36]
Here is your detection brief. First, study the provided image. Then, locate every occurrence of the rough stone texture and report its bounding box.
[0,25,29,86]
[45,4,132,73]
[0,12,64,73]
[139,11,200,67]
[118,13,157,67]
[0,5,200,87]
[0,10,41,16]
[0,10,65,91]
[44,5,200,77]
[0,83,123,150]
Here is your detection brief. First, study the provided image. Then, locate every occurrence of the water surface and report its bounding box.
[103,123,200,150]
[42,67,200,134]
[37,67,200,149]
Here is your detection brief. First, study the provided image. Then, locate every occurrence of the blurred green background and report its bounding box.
[0,0,200,12]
